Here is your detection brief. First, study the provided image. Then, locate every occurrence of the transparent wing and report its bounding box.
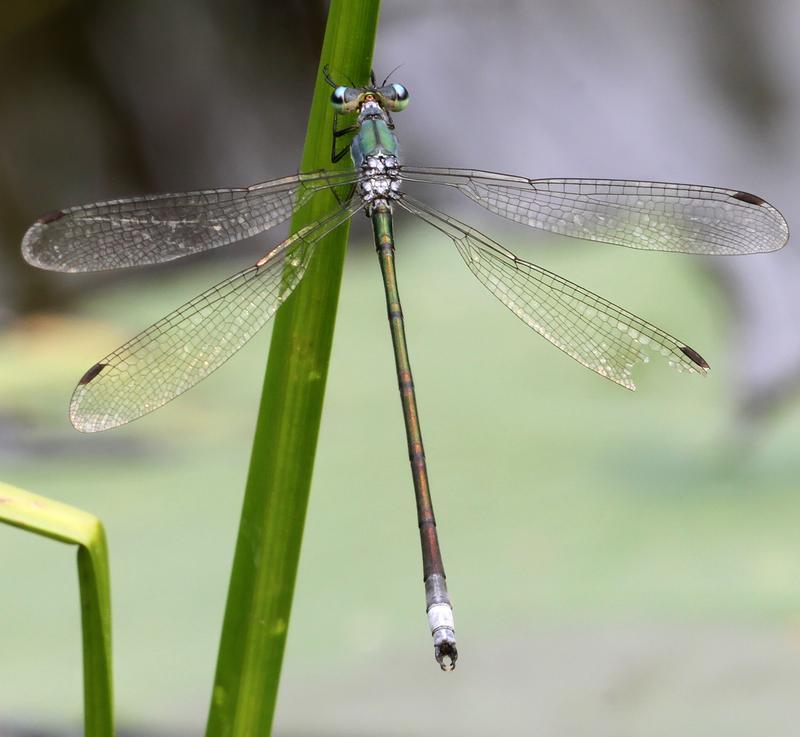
[70,200,362,432]
[401,167,788,255]
[22,169,358,272]
[399,195,709,389]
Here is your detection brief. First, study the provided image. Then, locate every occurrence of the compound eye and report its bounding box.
[392,84,409,104]
[380,83,409,112]
[330,86,348,112]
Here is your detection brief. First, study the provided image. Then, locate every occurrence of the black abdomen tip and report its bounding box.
[680,345,710,370]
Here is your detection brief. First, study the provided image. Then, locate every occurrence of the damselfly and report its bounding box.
[21,69,789,670]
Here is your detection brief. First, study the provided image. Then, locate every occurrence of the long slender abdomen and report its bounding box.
[370,206,457,671]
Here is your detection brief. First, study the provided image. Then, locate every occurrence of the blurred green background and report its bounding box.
[2,2,800,736]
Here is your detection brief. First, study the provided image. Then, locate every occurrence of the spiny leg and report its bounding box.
[331,111,359,163]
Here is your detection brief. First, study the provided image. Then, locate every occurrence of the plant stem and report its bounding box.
[205,3,380,736]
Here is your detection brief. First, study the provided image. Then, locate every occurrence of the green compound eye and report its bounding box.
[330,85,365,113]
[378,83,409,112]
[330,86,349,112]
[391,84,409,107]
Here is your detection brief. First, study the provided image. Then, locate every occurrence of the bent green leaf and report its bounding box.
[0,481,113,737]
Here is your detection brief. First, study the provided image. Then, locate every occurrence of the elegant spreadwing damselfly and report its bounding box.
[21,70,789,670]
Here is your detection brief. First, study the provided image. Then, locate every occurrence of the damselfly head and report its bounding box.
[330,82,409,114]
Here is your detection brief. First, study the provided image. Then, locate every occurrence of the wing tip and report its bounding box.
[78,362,108,385]
[21,214,67,269]
[68,397,94,432]
[37,209,66,225]
[679,345,710,371]
[69,405,117,433]
[71,363,119,433]
[70,418,95,434]
[730,190,766,206]
[729,190,790,253]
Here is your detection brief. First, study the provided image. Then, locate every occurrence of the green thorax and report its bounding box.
[351,117,399,169]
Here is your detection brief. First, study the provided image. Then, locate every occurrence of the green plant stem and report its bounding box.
[205,3,380,737]
[0,481,113,737]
